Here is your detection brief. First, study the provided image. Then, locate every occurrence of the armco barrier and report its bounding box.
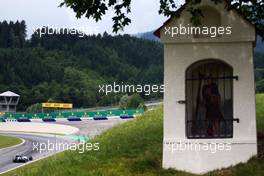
[2,109,144,121]
[0,117,5,122]
[42,118,56,122]
[17,119,31,122]
[0,110,144,122]
[93,117,108,120]
[120,115,134,119]
[0,119,6,122]
[67,118,82,121]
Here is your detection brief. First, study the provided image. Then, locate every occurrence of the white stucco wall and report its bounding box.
[160,0,257,174]
[163,41,257,175]
[164,42,257,141]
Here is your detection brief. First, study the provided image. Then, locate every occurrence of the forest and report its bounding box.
[0,21,163,111]
[0,20,264,111]
[255,52,264,93]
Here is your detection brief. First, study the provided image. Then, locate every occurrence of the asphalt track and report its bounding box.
[0,132,73,174]
[55,118,132,137]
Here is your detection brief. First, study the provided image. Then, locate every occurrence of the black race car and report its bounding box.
[13,155,33,163]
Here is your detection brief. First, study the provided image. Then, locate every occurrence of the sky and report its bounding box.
[0,0,184,38]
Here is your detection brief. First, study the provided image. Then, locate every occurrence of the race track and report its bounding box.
[0,132,72,174]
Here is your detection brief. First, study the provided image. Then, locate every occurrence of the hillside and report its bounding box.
[134,31,160,42]
[0,21,163,111]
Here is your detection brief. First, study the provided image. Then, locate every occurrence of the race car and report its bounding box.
[13,155,33,163]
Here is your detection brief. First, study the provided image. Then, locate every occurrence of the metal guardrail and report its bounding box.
[1,109,145,120]
[0,99,163,121]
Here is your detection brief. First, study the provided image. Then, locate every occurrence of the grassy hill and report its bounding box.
[256,94,264,133]
[3,95,264,176]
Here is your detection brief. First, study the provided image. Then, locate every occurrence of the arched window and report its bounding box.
[186,59,236,138]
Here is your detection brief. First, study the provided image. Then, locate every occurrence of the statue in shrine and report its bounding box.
[202,78,224,136]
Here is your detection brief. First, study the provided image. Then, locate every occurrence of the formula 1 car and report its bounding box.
[13,155,33,163]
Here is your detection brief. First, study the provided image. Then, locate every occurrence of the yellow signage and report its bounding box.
[42,103,73,109]
[0,112,5,116]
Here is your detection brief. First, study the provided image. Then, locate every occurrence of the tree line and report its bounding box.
[0,20,26,48]
[0,21,163,111]
[254,52,264,93]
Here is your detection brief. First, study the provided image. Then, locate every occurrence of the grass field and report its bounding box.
[2,95,264,176]
[256,94,264,133]
[0,135,22,149]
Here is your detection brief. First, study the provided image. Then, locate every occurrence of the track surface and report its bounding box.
[0,133,71,174]
[55,118,132,137]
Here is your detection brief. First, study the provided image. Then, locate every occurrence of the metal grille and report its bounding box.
[185,60,238,139]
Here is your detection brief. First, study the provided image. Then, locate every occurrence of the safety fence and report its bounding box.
[0,109,144,122]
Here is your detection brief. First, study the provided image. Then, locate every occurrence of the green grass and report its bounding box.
[256,94,264,133]
[2,95,264,176]
[0,135,23,149]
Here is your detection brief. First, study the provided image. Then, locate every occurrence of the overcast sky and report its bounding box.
[0,0,184,38]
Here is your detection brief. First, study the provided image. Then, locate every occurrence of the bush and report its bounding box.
[26,103,42,113]
[119,94,145,110]
[127,94,144,109]
[138,102,147,111]
[256,79,264,93]
[119,94,130,110]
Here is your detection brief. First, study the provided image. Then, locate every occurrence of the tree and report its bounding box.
[137,102,147,111]
[26,103,42,113]
[60,0,264,36]
[127,94,144,109]
[119,94,129,110]
[119,94,145,109]
[0,20,26,48]
[256,79,264,93]
[0,21,9,47]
